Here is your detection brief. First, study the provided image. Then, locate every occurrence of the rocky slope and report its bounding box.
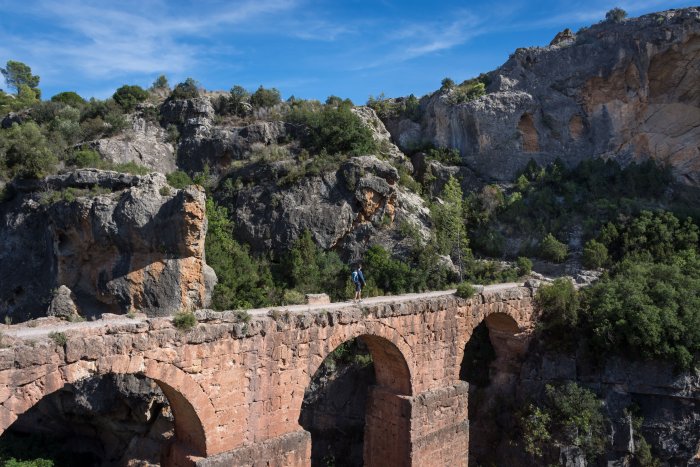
[0,170,215,321]
[384,8,700,186]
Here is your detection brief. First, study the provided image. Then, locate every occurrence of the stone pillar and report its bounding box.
[364,382,469,467]
[409,382,469,467]
[364,386,412,466]
[191,430,311,467]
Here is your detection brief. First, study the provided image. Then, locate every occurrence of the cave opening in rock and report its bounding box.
[0,373,174,467]
[299,334,412,467]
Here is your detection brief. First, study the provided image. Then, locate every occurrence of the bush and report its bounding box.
[605,7,627,23]
[440,77,455,90]
[283,289,306,305]
[206,198,276,309]
[455,282,476,299]
[112,85,149,111]
[539,233,567,263]
[0,122,58,179]
[286,102,377,156]
[71,148,102,168]
[535,278,579,331]
[170,78,200,100]
[582,239,608,269]
[173,310,197,331]
[166,170,193,189]
[48,332,67,346]
[516,256,533,276]
[581,252,700,369]
[521,383,606,462]
[50,91,85,108]
[250,85,281,108]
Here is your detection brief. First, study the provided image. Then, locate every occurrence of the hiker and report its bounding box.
[352,264,367,302]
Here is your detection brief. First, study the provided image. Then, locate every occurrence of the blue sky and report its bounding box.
[0,0,695,103]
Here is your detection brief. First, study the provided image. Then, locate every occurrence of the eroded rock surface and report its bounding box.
[385,8,700,186]
[0,169,214,321]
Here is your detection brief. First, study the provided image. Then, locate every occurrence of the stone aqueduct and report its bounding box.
[0,285,537,466]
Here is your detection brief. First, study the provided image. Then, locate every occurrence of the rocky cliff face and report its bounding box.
[386,8,700,186]
[0,170,215,321]
[468,338,700,466]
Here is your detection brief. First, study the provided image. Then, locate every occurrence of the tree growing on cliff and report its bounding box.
[0,122,57,179]
[431,176,469,278]
[605,7,627,23]
[113,85,149,112]
[1,60,40,96]
[250,85,281,108]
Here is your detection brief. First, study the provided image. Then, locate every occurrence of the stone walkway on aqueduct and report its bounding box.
[0,283,538,466]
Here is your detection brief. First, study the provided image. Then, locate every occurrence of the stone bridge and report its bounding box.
[0,283,537,466]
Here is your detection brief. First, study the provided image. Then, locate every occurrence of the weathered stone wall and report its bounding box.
[0,286,536,466]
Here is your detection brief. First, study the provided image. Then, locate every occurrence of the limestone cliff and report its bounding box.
[385,8,700,186]
[0,170,215,321]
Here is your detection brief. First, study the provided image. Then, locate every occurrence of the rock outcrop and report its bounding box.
[0,169,215,321]
[217,154,431,261]
[93,109,177,174]
[384,8,700,187]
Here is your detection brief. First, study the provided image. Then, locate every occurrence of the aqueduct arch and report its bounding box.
[0,357,216,462]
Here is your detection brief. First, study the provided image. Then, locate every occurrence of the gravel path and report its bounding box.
[5,283,522,339]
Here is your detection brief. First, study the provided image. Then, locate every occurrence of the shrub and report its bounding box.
[50,91,85,108]
[166,170,193,189]
[539,233,567,263]
[521,383,606,462]
[0,122,58,179]
[286,102,376,156]
[71,148,102,168]
[455,282,476,299]
[605,7,627,23]
[206,198,276,309]
[151,75,169,90]
[516,256,533,276]
[250,85,281,108]
[173,310,197,330]
[283,289,306,305]
[581,253,700,369]
[440,77,455,90]
[170,78,200,100]
[111,161,150,175]
[48,331,67,346]
[112,85,149,111]
[582,239,608,269]
[535,278,579,331]
[159,186,171,196]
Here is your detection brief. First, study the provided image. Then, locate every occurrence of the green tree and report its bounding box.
[605,7,627,23]
[516,256,533,276]
[112,85,149,111]
[250,85,281,108]
[1,60,40,95]
[286,102,377,156]
[170,78,200,100]
[229,85,250,116]
[151,75,169,90]
[288,229,321,293]
[539,233,568,263]
[0,122,57,179]
[582,239,608,269]
[205,199,275,309]
[441,77,455,90]
[50,91,85,108]
[431,176,470,278]
[535,278,579,332]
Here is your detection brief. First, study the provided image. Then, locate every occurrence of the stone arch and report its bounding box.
[1,357,215,458]
[314,323,414,396]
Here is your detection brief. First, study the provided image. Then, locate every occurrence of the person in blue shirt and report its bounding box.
[352,264,367,302]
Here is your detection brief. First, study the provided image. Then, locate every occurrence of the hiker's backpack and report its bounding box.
[351,270,359,284]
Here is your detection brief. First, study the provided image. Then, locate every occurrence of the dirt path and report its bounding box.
[5,283,522,339]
